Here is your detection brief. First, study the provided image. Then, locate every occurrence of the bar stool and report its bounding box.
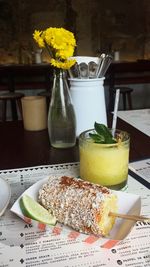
[113,87,133,110]
[0,92,25,121]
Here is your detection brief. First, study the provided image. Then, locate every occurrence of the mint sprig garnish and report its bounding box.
[89,122,117,144]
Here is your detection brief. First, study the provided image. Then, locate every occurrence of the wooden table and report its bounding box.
[0,117,150,170]
[1,61,150,114]
[105,60,150,110]
[0,63,53,92]
[1,60,150,92]
[106,60,150,85]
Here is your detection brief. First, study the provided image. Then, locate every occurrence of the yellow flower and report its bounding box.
[56,46,74,60]
[33,27,76,69]
[33,30,45,48]
[50,58,76,70]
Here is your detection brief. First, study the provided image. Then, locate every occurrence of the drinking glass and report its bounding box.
[79,129,130,190]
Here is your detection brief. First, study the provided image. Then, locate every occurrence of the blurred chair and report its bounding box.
[0,92,25,122]
[113,87,133,110]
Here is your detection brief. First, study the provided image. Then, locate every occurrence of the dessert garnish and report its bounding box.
[20,194,56,225]
[89,122,117,144]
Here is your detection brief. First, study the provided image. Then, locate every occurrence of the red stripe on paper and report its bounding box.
[38,223,46,230]
[101,239,119,249]
[52,226,62,235]
[84,235,99,244]
[68,231,80,240]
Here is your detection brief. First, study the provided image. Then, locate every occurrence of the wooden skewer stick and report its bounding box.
[109,212,150,222]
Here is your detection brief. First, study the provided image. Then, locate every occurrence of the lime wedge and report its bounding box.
[20,194,56,225]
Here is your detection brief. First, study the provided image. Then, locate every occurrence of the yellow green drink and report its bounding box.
[79,129,130,190]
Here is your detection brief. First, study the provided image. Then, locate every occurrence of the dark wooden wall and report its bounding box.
[0,0,150,63]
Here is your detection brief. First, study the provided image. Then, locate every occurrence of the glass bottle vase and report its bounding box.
[48,69,76,148]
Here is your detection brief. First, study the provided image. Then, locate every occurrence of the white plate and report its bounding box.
[0,177,11,216]
[11,177,141,240]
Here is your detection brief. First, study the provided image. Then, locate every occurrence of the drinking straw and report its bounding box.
[112,89,120,136]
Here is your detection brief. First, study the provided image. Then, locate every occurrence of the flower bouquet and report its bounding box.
[33,27,77,148]
[33,27,76,69]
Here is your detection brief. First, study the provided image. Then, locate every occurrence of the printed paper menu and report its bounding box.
[0,163,150,267]
[129,158,150,184]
